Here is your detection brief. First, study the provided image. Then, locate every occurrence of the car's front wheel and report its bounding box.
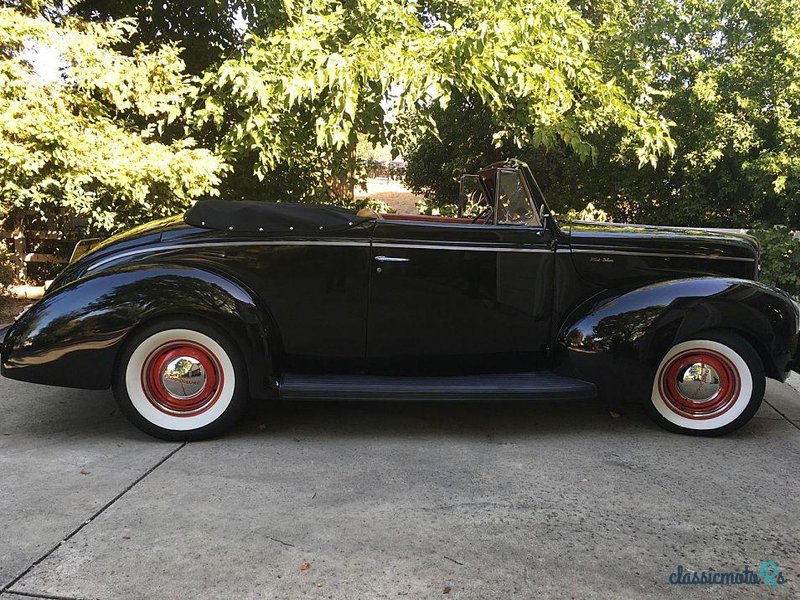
[113,319,248,441]
[649,331,765,436]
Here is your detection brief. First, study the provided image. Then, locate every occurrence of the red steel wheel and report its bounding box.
[141,341,223,417]
[113,321,249,441]
[657,349,740,420]
[650,333,764,435]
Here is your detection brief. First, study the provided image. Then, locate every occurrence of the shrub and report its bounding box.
[749,227,800,298]
[562,203,610,223]
[0,7,225,240]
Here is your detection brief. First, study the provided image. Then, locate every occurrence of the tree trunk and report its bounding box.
[324,144,357,205]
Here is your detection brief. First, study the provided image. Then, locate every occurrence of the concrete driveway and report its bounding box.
[1,376,799,599]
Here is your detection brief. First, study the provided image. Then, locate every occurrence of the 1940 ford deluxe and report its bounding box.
[2,159,798,440]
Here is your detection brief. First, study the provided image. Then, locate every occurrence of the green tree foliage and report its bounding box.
[72,1,271,75]
[749,228,800,296]
[0,5,226,236]
[194,0,673,204]
[72,1,303,205]
[405,0,800,228]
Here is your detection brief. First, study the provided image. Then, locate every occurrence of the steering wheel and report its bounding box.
[471,207,492,224]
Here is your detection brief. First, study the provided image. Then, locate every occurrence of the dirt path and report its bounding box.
[356,178,421,215]
[0,295,31,323]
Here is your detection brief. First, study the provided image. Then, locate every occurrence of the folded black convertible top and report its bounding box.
[184,200,371,234]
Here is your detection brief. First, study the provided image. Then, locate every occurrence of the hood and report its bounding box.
[566,221,760,287]
[568,221,759,261]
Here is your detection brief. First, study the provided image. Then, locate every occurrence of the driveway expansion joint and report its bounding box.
[764,398,800,432]
[4,589,93,600]
[2,442,186,596]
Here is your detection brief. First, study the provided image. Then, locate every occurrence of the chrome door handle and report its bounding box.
[374,255,410,263]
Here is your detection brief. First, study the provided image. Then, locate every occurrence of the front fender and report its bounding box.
[556,277,799,403]
[1,265,276,396]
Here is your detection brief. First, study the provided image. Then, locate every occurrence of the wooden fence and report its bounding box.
[1,229,69,280]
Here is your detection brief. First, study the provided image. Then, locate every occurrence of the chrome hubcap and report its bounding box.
[160,356,208,400]
[675,362,721,402]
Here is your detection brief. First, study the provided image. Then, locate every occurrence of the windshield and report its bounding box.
[496,169,540,226]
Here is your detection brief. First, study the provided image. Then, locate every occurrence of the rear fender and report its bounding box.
[556,278,799,403]
[1,265,278,397]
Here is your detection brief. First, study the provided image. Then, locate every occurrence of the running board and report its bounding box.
[278,372,597,402]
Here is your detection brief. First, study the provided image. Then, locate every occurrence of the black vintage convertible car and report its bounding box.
[2,159,798,440]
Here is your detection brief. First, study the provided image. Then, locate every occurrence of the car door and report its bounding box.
[366,168,555,374]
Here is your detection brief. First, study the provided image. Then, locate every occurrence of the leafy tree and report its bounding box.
[405,0,800,229]
[71,1,292,204]
[194,0,673,204]
[72,1,271,75]
[0,5,226,240]
[582,0,800,227]
[402,91,592,216]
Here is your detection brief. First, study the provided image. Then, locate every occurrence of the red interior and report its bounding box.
[380,214,475,224]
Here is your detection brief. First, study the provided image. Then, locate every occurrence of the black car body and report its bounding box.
[2,160,798,439]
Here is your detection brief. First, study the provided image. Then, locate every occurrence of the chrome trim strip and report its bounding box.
[88,238,751,272]
[87,238,559,271]
[86,240,371,271]
[372,242,552,253]
[570,248,755,262]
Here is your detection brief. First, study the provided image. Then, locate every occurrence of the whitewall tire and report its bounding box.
[113,320,248,440]
[649,331,765,436]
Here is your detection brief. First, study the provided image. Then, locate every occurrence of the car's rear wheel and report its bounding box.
[649,331,765,436]
[113,319,248,441]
